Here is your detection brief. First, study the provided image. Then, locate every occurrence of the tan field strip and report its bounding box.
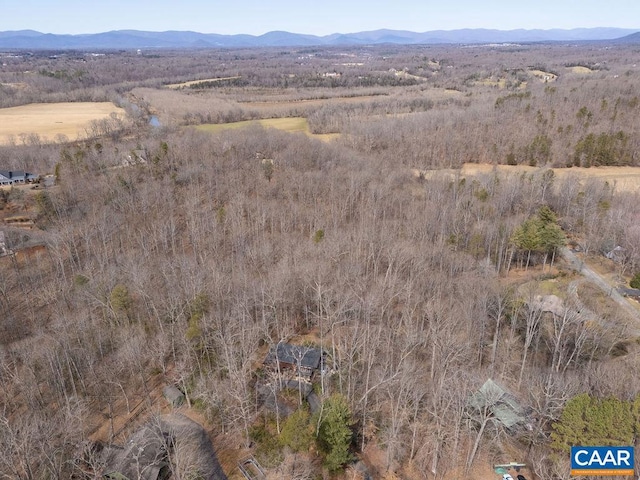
[165,76,242,89]
[195,117,339,141]
[431,163,640,193]
[239,94,387,110]
[529,69,557,81]
[0,102,126,144]
[569,66,593,74]
[461,163,640,192]
[239,88,462,110]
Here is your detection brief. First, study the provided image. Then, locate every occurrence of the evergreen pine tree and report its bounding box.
[316,394,354,472]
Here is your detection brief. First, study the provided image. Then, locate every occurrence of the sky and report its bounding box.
[3,0,640,36]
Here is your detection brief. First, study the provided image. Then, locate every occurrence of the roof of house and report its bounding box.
[468,379,527,429]
[618,287,640,297]
[264,343,323,370]
[163,385,185,407]
[0,170,37,181]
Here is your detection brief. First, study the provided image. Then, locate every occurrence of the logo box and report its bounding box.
[571,446,634,476]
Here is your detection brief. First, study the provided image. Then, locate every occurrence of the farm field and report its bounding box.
[128,85,465,127]
[461,163,640,192]
[194,116,340,141]
[569,65,593,74]
[238,87,463,110]
[239,93,389,109]
[0,102,125,145]
[165,76,242,89]
[416,163,640,193]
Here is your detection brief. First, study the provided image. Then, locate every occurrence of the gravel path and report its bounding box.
[560,247,640,329]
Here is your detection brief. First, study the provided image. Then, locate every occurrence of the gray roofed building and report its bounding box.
[468,379,528,430]
[264,343,324,379]
[618,287,640,298]
[0,170,38,185]
[163,385,186,408]
[0,171,12,185]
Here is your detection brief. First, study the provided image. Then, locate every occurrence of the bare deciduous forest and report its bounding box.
[1,42,640,480]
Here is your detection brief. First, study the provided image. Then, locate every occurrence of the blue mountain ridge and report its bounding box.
[0,27,638,49]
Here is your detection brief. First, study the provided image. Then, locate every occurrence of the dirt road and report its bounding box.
[560,247,640,330]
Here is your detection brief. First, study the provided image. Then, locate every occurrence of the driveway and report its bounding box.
[560,247,640,326]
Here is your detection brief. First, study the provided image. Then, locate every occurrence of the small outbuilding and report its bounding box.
[163,385,186,408]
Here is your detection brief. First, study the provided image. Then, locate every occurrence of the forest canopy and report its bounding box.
[1,41,640,479]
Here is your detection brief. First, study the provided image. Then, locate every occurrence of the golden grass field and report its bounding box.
[0,102,126,145]
[478,77,508,88]
[529,69,558,82]
[165,76,242,89]
[463,163,640,192]
[569,66,593,74]
[418,163,640,193]
[195,117,340,141]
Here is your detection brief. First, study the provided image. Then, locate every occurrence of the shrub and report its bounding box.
[279,407,314,452]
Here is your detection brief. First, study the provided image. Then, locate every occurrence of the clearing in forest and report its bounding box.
[0,102,125,145]
[529,69,557,82]
[416,164,640,193]
[460,163,640,193]
[477,77,508,88]
[195,117,339,141]
[569,66,593,74]
[165,76,242,89]
[240,88,461,110]
[239,94,388,109]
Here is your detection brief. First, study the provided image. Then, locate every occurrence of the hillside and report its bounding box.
[2,42,640,479]
[615,31,640,43]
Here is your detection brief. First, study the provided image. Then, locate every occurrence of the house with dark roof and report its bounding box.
[264,343,325,380]
[0,170,38,185]
[618,287,640,298]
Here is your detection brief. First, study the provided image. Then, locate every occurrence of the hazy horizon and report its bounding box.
[4,0,640,36]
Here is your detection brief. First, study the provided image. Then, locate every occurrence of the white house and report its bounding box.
[0,170,38,185]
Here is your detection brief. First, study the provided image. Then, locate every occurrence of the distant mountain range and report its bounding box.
[0,28,639,49]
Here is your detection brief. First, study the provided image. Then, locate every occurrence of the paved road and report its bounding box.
[560,247,640,328]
